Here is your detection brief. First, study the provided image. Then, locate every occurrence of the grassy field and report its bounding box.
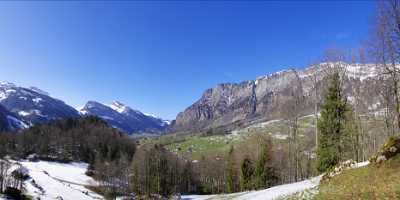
[160,115,317,160]
[313,156,400,200]
[142,114,386,164]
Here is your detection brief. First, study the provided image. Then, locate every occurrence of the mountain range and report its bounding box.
[168,63,384,133]
[0,62,385,135]
[0,81,168,134]
[79,101,168,134]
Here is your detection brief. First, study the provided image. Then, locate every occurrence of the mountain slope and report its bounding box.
[311,158,399,200]
[0,104,27,132]
[18,160,103,200]
[0,81,79,125]
[169,63,384,133]
[80,101,168,134]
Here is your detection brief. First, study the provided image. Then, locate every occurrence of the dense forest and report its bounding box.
[0,116,279,199]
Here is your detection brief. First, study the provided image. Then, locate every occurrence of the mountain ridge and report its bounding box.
[79,100,168,134]
[0,81,169,135]
[168,62,384,133]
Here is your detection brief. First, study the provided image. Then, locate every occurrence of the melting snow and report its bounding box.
[109,101,129,113]
[183,161,370,200]
[100,115,114,120]
[7,115,28,129]
[0,92,7,102]
[18,111,31,117]
[5,89,16,94]
[32,97,42,104]
[29,86,50,96]
[18,160,103,200]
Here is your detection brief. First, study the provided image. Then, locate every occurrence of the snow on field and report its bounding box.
[182,176,322,200]
[17,160,103,200]
[183,161,370,200]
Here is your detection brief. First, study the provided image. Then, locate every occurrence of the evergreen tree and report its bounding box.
[254,144,270,189]
[343,107,362,162]
[226,146,235,193]
[240,156,254,191]
[317,71,348,172]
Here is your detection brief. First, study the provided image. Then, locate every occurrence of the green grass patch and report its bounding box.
[313,155,400,200]
[165,134,244,160]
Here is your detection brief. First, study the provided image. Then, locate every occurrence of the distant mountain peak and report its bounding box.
[0,81,16,87]
[80,100,168,134]
[109,101,130,113]
[0,81,79,125]
[29,86,50,96]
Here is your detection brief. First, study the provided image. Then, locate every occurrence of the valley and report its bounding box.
[2,1,400,199]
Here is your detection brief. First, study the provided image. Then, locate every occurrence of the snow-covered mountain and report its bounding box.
[169,62,386,133]
[80,101,168,134]
[0,82,79,125]
[0,103,28,132]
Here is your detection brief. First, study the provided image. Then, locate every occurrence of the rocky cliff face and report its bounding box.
[169,63,384,133]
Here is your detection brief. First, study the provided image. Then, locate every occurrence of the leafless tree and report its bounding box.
[0,160,11,193]
[369,0,400,131]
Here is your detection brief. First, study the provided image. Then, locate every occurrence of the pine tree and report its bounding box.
[254,144,270,189]
[343,107,362,162]
[240,156,254,191]
[226,146,235,193]
[317,71,348,172]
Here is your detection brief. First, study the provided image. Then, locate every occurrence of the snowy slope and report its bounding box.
[0,81,79,125]
[16,161,103,200]
[182,176,322,200]
[0,104,28,131]
[183,161,369,200]
[80,101,168,134]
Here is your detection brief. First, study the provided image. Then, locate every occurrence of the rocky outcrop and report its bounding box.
[169,63,384,133]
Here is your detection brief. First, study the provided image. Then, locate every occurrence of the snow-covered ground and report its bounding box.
[183,161,370,200]
[16,160,103,200]
[182,176,322,200]
[0,159,369,200]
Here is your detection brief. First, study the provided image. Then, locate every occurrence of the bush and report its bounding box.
[4,187,22,199]
[370,136,400,164]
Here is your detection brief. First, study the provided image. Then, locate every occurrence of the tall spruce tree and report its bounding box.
[226,146,235,193]
[240,157,254,191]
[317,71,348,172]
[254,143,270,189]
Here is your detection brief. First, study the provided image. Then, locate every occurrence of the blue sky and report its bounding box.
[0,1,375,119]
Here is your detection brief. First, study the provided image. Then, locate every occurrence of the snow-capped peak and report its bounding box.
[0,81,16,88]
[29,86,50,96]
[109,101,130,113]
[144,112,159,118]
[144,112,171,126]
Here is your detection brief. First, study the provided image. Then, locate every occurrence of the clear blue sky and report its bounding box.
[0,1,375,119]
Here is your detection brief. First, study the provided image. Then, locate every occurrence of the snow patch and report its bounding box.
[19,160,103,200]
[7,115,28,129]
[18,111,31,117]
[100,115,114,120]
[183,161,370,200]
[109,101,130,113]
[0,92,7,101]
[32,97,43,104]
[29,86,50,96]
